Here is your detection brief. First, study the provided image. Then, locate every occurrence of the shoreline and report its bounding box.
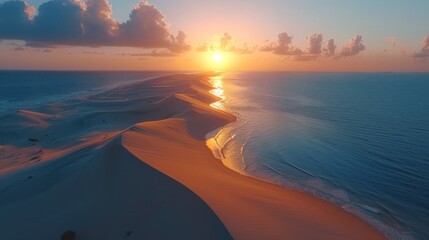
[204,79,405,239]
[0,73,386,239]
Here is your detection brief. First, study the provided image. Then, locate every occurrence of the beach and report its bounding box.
[0,73,385,240]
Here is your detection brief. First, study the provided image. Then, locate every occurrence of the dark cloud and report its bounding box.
[85,0,117,38]
[339,35,365,56]
[0,1,35,39]
[412,35,429,60]
[0,0,190,52]
[31,0,87,43]
[260,32,303,55]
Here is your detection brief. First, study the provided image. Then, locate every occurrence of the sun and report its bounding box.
[212,51,223,63]
[205,51,230,70]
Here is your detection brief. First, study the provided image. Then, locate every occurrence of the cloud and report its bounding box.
[196,42,210,52]
[168,31,191,53]
[339,35,365,56]
[323,39,336,57]
[289,33,324,61]
[13,46,26,51]
[116,50,177,57]
[82,51,104,54]
[117,2,190,52]
[230,43,255,54]
[83,0,118,44]
[261,32,366,60]
[219,32,233,51]
[260,32,303,55]
[196,33,255,54]
[412,35,429,60]
[306,33,323,54]
[0,0,190,53]
[143,50,177,57]
[260,32,324,60]
[0,1,35,39]
[294,55,319,61]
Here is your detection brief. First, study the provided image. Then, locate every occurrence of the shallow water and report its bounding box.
[212,72,429,240]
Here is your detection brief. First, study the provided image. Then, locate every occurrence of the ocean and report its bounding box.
[0,71,173,117]
[0,71,428,239]
[212,72,429,240]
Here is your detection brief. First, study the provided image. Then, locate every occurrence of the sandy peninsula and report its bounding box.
[0,73,385,240]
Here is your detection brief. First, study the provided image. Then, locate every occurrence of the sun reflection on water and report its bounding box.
[209,75,226,110]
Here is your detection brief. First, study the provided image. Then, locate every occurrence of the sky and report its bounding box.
[0,0,428,71]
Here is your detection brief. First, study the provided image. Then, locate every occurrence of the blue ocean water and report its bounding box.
[0,71,171,116]
[213,72,429,239]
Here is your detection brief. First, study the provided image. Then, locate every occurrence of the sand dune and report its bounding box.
[0,73,385,239]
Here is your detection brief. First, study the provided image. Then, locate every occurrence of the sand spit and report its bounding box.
[0,73,385,240]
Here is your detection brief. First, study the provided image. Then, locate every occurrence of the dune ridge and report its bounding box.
[0,73,385,239]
